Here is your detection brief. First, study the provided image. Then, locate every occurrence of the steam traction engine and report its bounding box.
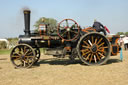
[10,10,121,68]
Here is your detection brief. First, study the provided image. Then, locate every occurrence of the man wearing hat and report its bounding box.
[92,19,106,35]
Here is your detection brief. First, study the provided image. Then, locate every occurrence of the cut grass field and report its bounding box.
[0,50,128,85]
[0,49,11,55]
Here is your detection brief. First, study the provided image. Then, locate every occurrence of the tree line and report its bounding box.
[116,32,128,36]
[34,17,57,29]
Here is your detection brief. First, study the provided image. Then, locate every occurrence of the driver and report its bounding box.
[92,19,106,35]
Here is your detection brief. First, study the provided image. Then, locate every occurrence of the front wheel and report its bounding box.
[10,44,36,68]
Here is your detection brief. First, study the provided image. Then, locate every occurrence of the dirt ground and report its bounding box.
[0,50,128,85]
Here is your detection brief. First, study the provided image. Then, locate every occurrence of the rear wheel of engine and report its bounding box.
[10,44,36,68]
[77,32,111,65]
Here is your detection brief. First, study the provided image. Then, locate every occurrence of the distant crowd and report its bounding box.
[119,35,128,50]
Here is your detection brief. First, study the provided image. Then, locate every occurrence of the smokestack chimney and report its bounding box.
[23,10,31,36]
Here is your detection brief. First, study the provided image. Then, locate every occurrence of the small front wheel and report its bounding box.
[10,44,36,68]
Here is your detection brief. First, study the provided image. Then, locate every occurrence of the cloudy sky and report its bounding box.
[0,0,128,38]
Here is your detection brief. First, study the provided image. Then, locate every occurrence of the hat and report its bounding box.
[94,19,97,22]
[42,18,45,22]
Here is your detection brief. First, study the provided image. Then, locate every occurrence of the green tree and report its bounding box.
[125,32,128,36]
[116,32,124,35]
[34,17,57,28]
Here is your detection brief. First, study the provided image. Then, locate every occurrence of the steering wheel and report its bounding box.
[57,19,80,41]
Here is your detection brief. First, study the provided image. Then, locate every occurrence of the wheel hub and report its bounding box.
[21,55,25,59]
[67,28,70,31]
[91,44,97,53]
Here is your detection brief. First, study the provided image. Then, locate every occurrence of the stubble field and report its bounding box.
[0,49,128,85]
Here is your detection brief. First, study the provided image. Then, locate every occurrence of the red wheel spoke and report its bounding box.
[98,42,105,47]
[95,38,97,44]
[82,45,90,49]
[80,49,89,53]
[96,53,100,60]
[83,41,90,47]
[97,49,105,54]
[99,46,108,49]
[97,38,103,45]
[85,54,91,60]
[82,51,91,56]
[89,54,93,63]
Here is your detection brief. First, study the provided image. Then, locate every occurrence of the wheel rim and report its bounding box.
[34,48,40,64]
[57,19,80,41]
[77,32,111,65]
[10,44,35,68]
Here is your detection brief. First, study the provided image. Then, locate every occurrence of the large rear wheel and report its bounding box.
[77,32,111,65]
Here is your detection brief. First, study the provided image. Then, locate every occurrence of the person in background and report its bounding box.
[92,19,107,35]
[123,35,128,50]
[119,37,123,47]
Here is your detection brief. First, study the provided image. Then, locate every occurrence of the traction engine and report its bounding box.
[10,10,121,68]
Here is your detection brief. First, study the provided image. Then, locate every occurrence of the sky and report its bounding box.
[0,0,128,38]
